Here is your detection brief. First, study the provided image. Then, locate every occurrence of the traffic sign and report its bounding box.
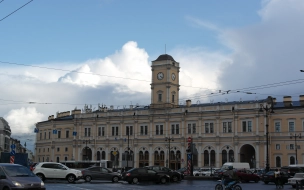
[10,150,15,155]
[187,137,192,142]
[11,144,16,149]
[10,156,15,164]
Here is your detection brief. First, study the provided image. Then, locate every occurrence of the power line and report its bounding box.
[0,0,33,22]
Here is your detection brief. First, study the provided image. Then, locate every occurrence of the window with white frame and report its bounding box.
[158,94,162,102]
[140,125,148,135]
[171,124,180,135]
[276,144,280,150]
[223,122,232,133]
[156,124,164,135]
[58,130,61,138]
[290,144,294,150]
[289,121,295,132]
[242,120,252,132]
[112,126,119,136]
[205,123,209,133]
[126,126,133,135]
[98,127,105,136]
[84,128,91,137]
[275,121,281,132]
[188,123,196,134]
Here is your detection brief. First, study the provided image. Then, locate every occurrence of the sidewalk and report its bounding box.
[184,176,217,180]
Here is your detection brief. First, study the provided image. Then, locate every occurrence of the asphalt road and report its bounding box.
[42,179,297,190]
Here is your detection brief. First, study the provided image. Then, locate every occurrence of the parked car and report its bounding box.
[213,169,226,179]
[81,166,121,182]
[281,165,304,177]
[121,167,170,184]
[144,166,182,182]
[33,162,82,183]
[0,163,46,190]
[236,169,260,183]
[261,171,289,184]
[288,173,304,188]
[202,168,219,176]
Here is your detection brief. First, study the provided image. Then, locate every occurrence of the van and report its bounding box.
[221,162,250,170]
[0,163,46,190]
[281,164,304,177]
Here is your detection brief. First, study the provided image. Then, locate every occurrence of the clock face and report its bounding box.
[172,73,176,81]
[157,72,164,80]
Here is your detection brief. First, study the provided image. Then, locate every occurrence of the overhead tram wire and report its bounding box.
[0,0,33,22]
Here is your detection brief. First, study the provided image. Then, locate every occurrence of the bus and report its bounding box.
[61,160,113,170]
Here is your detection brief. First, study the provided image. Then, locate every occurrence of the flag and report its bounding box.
[72,131,77,136]
[53,130,57,134]
[34,128,39,133]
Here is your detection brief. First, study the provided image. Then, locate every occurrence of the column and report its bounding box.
[106,146,109,160]
[120,122,123,139]
[134,121,138,138]
[234,115,238,136]
[198,143,202,167]
[216,117,219,136]
[216,145,219,168]
[150,120,153,138]
[255,143,260,168]
[181,145,185,168]
[234,144,239,162]
[165,120,168,137]
[119,147,123,168]
[198,119,202,137]
[92,145,96,161]
[182,119,184,137]
[149,146,153,165]
[134,146,137,168]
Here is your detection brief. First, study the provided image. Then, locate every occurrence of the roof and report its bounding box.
[153,54,176,62]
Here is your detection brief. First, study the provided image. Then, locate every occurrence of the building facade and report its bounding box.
[0,117,11,153]
[35,54,304,169]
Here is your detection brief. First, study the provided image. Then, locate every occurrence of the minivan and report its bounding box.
[281,165,304,177]
[0,163,46,190]
[221,162,250,170]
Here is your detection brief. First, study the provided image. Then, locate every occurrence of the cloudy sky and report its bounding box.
[0,0,304,152]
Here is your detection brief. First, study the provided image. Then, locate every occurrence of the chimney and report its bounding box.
[186,100,192,107]
[300,95,304,106]
[283,96,292,107]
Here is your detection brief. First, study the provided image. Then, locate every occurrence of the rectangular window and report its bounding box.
[66,130,69,138]
[171,124,175,134]
[85,128,91,137]
[210,123,214,133]
[193,123,196,134]
[40,133,42,140]
[65,147,68,152]
[44,132,46,139]
[98,127,101,136]
[276,144,280,150]
[176,124,179,134]
[242,121,247,132]
[145,126,148,135]
[188,123,196,134]
[290,144,294,150]
[115,127,118,136]
[205,123,209,133]
[223,122,227,133]
[289,121,295,132]
[58,131,61,138]
[160,125,163,135]
[158,94,162,102]
[126,126,133,135]
[228,122,232,133]
[140,126,144,135]
[172,95,175,103]
[188,124,191,134]
[275,122,281,132]
[248,121,252,132]
[102,127,105,136]
[156,125,159,135]
[112,126,118,136]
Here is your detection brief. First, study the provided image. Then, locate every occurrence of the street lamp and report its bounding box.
[290,133,301,164]
[259,96,275,173]
[126,126,131,169]
[24,142,27,153]
[83,140,91,161]
[165,137,174,169]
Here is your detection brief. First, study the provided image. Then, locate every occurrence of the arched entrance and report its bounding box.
[240,144,256,168]
[82,147,92,161]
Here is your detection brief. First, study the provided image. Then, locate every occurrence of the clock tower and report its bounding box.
[150,54,180,109]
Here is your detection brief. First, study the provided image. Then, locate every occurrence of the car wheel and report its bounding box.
[3,187,9,190]
[160,177,167,184]
[234,185,242,190]
[128,181,132,184]
[195,174,199,176]
[112,176,119,183]
[67,174,76,183]
[255,178,259,183]
[172,175,178,182]
[36,173,45,182]
[264,181,269,184]
[292,185,296,188]
[132,177,139,184]
[85,175,92,182]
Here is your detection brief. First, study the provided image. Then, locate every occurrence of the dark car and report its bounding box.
[121,167,170,184]
[213,169,225,179]
[144,166,182,182]
[281,165,304,177]
[176,167,188,177]
[0,163,46,190]
[81,166,121,182]
[261,171,289,184]
[236,169,260,183]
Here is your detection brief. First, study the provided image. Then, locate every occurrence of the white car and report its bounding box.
[33,162,82,183]
[202,168,218,176]
[288,173,304,188]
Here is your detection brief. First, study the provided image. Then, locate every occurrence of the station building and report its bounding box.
[35,54,304,169]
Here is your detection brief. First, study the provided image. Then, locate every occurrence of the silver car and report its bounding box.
[0,163,45,190]
[81,166,121,182]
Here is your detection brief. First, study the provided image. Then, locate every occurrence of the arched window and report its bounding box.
[204,150,209,166]
[211,150,215,166]
[56,157,59,163]
[222,150,227,165]
[276,156,281,167]
[154,151,159,160]
[229,150,234,162]
[101,151,105,160]
[42,157,44,162]
[144,151,149,160]
[97,151,101,161]
[65,157,68,161]
[139,151,144,160]
[290,156,295,165]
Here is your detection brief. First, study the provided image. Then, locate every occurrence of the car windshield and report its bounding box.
[3,165,35,177]
[294,173,304,178]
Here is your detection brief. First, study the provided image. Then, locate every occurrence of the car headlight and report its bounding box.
[41,181,45,186]
[12,181,23,187]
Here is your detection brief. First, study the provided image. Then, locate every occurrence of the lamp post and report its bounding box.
[290,133,301,164]
[83,140,91,161]
[24,142,27,153]
[259,96,275,173]
[165,137,174,169]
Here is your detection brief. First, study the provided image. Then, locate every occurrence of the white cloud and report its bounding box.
[5,107,44,134]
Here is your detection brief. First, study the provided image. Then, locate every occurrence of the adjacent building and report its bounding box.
[35,54,304,169]
[0,117,11,153]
